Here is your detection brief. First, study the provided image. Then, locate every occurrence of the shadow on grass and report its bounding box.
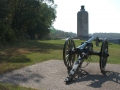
[0,54,31,63]
[0,40,63,63]
[0,84,9,90]
[66,69,120,88]
[0,40,64,74]
[18,40,63,52]
[0,40,63,53]
[15,40,64,50]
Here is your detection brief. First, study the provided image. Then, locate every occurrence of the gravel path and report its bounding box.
[0,60,120,90]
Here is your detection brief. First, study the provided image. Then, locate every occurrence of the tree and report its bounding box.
[11,0,57,40]
[35,2,57,39]
[0,0,15,44]
[0,0,57,44]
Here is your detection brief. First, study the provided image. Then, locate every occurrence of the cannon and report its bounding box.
[63,36,109,83]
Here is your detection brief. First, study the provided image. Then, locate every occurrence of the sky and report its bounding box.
[53,0,120,34]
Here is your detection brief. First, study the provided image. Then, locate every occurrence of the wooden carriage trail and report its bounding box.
[0,60,120,90]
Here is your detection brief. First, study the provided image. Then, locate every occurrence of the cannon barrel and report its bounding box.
[87,36,96,43]
[77,36,96,50]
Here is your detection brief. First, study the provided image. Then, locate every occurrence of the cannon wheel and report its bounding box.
[99,39,109,73]
[63,38,76,69]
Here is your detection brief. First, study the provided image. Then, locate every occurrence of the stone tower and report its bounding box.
[77,5,88,37]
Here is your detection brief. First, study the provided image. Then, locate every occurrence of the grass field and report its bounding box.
[0,83,37,90]
[0,39,120,90]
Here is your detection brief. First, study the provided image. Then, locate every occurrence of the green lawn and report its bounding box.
[0,83,37,90]
[0,39,120,90]
[0,39,120,74]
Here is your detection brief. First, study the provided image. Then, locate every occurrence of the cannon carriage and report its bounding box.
[63,36,109,83]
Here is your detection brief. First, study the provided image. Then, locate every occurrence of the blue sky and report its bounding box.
[53,0,120,34]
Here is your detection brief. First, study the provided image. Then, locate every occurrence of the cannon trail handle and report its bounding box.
[64,56,84,83]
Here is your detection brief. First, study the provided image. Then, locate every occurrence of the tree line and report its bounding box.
[43,27,77,40]
[0,0,56,45]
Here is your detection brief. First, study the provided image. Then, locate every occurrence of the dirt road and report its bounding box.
[0,60,120,90]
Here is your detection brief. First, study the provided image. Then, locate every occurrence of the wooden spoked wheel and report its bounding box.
[63,38,76,69]
[99,39,109,73]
